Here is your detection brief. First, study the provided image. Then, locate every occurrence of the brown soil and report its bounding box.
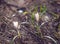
[0,0,60,44]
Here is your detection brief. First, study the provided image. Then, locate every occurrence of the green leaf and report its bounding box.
[40,5,47,14]
[35,25,40,31]
[31,12,35,20]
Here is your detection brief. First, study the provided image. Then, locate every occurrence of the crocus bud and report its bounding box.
[35,12,39,22]
[13,21,20,29]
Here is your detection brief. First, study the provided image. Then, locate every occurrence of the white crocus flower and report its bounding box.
[35,12,39,22]
[13,21,20,29]
[44,15,49,22]
[18,10,23,13]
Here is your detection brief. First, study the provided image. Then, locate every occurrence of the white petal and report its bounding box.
[18,10,23,13]
[35,12,39,22]
[13,21,19,28]
[45,16,49,19]
[42,15,50,22]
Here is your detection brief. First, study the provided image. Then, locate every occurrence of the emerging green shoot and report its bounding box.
[40,5,47,15]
